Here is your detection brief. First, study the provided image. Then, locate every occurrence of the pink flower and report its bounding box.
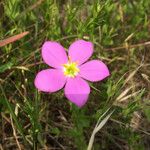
[34,40,110,107]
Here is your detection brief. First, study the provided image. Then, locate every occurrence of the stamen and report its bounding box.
[63,59,80,78]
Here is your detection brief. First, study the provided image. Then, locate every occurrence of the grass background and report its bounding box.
[0,0,150,149]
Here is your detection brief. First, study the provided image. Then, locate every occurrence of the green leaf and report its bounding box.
[144,107,150,122]
[0,62,14,73]
[51,127,60,136]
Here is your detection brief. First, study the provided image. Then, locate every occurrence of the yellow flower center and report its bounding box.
[63,58,79,78]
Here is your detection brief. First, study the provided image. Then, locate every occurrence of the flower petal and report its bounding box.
[42,41,68,68]
[64,77,90,107]
[34,69,66,92]
[79,60,110,82]
[68,40,93,65]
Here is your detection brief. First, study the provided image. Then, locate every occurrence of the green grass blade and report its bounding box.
[0,84,27,142]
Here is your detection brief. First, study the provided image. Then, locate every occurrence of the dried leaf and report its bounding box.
[0,31,29,47]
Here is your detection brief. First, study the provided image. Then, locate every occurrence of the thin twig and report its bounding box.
[111,118,150,136]
[10,115,22,150]
[105,41,150,51]
[0,144,4,150]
